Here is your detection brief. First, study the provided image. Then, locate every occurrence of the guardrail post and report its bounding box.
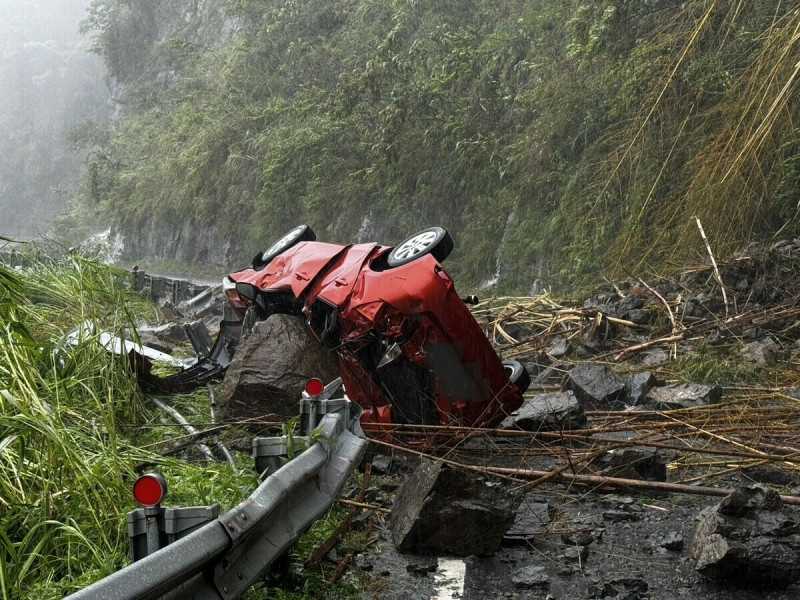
[145,506,162,556]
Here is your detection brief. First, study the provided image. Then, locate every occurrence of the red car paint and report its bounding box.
[227,234,524,428]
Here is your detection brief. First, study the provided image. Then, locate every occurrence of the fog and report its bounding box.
[0,0,110,239]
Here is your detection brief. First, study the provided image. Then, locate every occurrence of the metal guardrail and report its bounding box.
[132,270,211,305]
[66,408,367,600]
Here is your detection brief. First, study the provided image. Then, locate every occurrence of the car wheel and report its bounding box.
[252,224,316,269]
[386,226,454,268]
[503,359,531,394]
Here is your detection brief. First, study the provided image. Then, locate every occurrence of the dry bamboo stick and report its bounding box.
[368,438,800,506]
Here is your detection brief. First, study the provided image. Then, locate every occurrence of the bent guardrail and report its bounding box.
[66,395,367,600]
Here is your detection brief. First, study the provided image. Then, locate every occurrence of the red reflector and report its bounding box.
[305,378,324,396]
[133,473,167,507]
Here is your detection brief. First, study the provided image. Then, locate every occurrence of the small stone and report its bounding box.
[561,530,594,547]
[563,545,589,564]
[740,340,776,367]
[641,349,670,367]
[660,532,684,552]
[355,553,375,571]
[602,510,643,523]
[512,565,549,589]
[370,454,392,473]
[549,336,571,358]
[406,559,437,575]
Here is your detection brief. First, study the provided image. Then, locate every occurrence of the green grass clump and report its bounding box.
[0,251,366,599]
[0,253,253,599]
[671,344,770,386]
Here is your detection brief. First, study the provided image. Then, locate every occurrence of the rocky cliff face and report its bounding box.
[121,219,238,271]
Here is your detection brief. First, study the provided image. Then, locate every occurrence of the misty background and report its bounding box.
[0,0,110,239]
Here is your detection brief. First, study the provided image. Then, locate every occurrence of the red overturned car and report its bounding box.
[141,226,530,428]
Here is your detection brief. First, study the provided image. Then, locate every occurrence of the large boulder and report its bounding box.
[691,484,800,588]
[217,314,341,421]
[390,459,522,555]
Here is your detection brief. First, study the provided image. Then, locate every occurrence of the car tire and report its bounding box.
[503,359,531,394]
[252,224,316,269]
[386,226,454,268]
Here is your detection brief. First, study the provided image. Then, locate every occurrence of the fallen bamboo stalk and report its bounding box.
[487,463,800,506]
[368,438,800,506]
[207,383,236,469]
[150,396,217,462]
[337,499,391,514]
[612,333,685,362]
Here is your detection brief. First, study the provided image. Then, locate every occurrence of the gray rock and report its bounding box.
[499,391,586,431]
[355,553,375,571]
[512,565,549,589]
[644,383,722,410]
[691,484,800,588]
[565,365,625,407]
[218,314,341,420]
[627,308,651,325]
[680,297,705,318]
[370,454,393,474]
[659,531,684,552]
[624,372,658,406]
[740,340,777,367]
[549,336,571,359]
[139,322,186,344]
[390,459,522,555]
[505,495,554,541]
[562,529,599,547]
[615,293,646,320]
[563,545,589,564]
[592,430,672,482]
[641,349,670,367]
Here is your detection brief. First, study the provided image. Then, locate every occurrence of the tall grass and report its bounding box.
[602,1,800,274]
[0,251,256,598]
[0,251,350,599]
[0,253,148,598]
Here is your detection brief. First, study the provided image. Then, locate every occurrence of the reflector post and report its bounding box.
[305,378,324,397]
[133,473,168,507]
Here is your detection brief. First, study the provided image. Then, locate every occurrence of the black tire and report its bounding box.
[386,226,454,268]
[252,224,316,269]
[503,359,531,394]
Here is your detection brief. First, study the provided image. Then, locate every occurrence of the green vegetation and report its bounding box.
[0,252,365,598]
[64,0,800,290]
